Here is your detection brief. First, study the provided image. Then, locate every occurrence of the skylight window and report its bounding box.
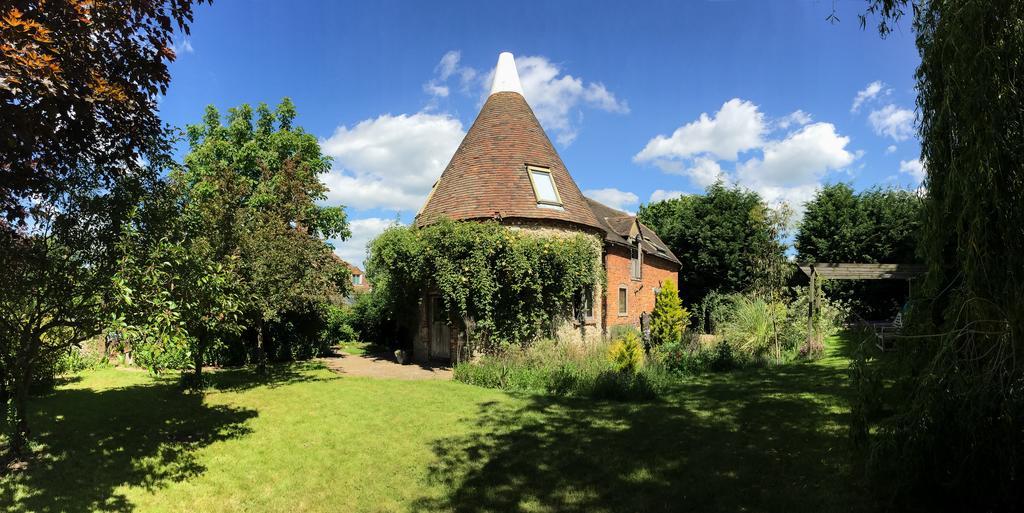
[527,166,562,206]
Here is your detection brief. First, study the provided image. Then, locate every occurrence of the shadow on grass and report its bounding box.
[203,360,335,392]
[1,376,257,513]
[414,336,869,513]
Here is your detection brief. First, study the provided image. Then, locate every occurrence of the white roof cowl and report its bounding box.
[489,52,524,96]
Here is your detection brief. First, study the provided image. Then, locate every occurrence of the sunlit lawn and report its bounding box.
[1,335,870,512]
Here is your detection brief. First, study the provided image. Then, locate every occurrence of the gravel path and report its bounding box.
[318,350,452,380]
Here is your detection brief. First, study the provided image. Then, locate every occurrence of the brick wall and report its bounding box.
[603,245,679,331]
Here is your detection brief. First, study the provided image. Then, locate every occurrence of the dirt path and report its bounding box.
[318,349,452,380]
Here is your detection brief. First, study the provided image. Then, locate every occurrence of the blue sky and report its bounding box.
[159,0,922,267]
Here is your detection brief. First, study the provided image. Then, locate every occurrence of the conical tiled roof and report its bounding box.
[415,56,601,231]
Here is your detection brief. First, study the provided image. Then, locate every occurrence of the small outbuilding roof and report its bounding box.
[586,197,681,266]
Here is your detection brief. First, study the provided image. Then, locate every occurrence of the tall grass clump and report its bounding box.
[454,336,665,401]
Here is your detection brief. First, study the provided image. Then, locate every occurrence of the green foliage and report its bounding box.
[322,305,359,344]
[650,280,689,346]
[859,2,1024,511]
[718,295,787,363]
[115,99,350,377]
[796,183,922,318]
[638,183,786,309]
[366,219,602,351]
[608,331,644,374]
[608,324,640,341]
[453,339,663,401]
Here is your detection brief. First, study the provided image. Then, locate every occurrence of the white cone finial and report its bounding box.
[489,52,524,96]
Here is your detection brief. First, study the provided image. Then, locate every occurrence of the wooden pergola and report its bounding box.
[798,263,926,346]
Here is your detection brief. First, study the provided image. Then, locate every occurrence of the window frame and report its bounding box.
[617,285,628,317]
[526,165,563,207]
[352,274,363,285]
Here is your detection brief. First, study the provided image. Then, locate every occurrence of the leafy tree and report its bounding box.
[117,99,351,379]
[852,1,1024,510]
[0,0,207,225]
[0,0,203,457]
[650,280,688,346]
[795,184,921,319]
[637,183,784,314]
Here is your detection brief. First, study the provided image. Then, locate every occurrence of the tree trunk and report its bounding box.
[0,363,8,420]
[11,366,32,457]
[255,317,267,375]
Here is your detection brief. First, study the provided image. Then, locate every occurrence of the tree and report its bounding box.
[116,99,351,378]
[0,0,207,225]
[795,183,922,319]
[637,183,785,318]
[649,280,688,347]
[0,0,204,457]
[853,1,1024,509]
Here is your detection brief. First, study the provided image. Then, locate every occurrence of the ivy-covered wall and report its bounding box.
[365,219,603,358]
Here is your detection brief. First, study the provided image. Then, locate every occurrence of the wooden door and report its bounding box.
[430,296,451,360]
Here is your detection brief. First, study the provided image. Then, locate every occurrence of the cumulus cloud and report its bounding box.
[635,99,858,213]
[634,98,766,167]
[737,122,854,187]
[583,188,639,213]
[869,104,916,141]
[320,112,465,211]
[899,158,926,182]
[886,144,897,154]
[851,80,887,113]
[329,217,399,269]
[649,189,687,203]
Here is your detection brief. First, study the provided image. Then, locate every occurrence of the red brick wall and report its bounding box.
[603,245,679,331]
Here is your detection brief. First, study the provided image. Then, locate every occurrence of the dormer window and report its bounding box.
[527,166,562,206]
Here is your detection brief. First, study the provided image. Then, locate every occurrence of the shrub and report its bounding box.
[608,331,644,373]
[650,280,689,346]
[609,324,640,341]
[653,336,743,375]
[719,295,787,363]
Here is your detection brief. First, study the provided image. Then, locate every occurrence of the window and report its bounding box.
[527,166,562,206]
[630,243,642,280]
[618,286,628,316]
[352,274,363,285]
[574,286,594,322]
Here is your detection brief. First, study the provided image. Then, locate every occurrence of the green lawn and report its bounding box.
[1,335,870,512]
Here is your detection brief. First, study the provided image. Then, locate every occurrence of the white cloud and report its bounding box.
[329,217,399,269]
[899,158,926,183]
[509,55,629,145]
[429,52,628,146]
[171,38,194,56]
[851,80,886,113]
[886,144,897,154]
[320,112,465,211]
[634,98,766,166]
[583,188,639,213]
[683,157,726,187]
[636,99,858,215]
[737,122,854,187]
[423,50,477,99]
[777,110,812,130]
[649,189,687,203]
[869,104,916,141]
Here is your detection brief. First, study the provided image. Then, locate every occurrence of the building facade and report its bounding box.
[411,52,680,363]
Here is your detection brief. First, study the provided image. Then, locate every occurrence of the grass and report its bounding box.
[1,334,872,512]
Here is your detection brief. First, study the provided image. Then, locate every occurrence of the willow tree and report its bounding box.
[858,1,1024,510]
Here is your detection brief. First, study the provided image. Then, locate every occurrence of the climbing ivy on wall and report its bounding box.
[365,219,603,352]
